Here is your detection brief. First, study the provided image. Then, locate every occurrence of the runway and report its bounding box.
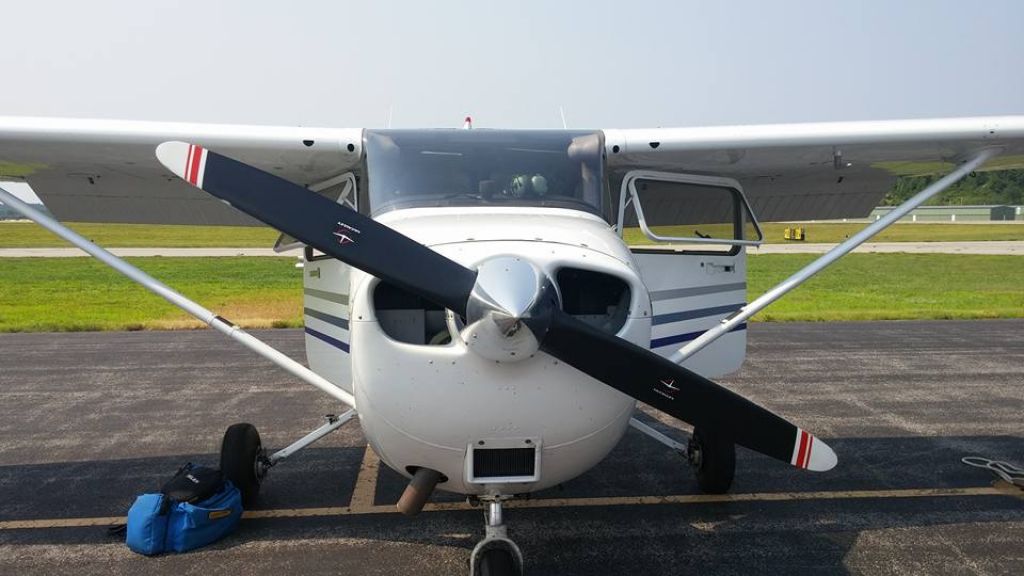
[0,321,1021,575]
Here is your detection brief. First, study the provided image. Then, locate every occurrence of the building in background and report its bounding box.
[868,205,1021,222]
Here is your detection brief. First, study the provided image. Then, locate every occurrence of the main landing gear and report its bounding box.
[219,411,358,506]
[470,498,524,576]
[686,426,735,494]
[629,417,736,494]
[220,422,267,507]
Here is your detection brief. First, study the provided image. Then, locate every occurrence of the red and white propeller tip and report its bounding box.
[791,429,837,472]
[156,141,208,188]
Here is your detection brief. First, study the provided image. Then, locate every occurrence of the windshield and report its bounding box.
[364,129,606,217]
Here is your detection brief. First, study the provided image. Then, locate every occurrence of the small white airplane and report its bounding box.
[1,114,1023,575]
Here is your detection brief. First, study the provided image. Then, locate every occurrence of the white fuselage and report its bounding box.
[343,207,649,496]
[301,205,751,497]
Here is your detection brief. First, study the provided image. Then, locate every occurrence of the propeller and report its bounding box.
[155,143,476,315]
[156,142,837,472]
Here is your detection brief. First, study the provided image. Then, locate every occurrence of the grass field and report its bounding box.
[1,221,1023,248]
[1,254,1020,332]
[0,258,303,332]
[747,253,1024,321]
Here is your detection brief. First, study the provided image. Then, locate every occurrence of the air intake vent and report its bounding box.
[472,448,536,479]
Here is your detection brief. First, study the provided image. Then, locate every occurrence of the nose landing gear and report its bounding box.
[470,498,524,576]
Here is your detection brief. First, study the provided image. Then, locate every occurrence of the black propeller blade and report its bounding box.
[156,141,835,472]
[542,312,834,470]
[155,142,477,315]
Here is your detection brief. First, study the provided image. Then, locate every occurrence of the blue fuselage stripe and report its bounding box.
[651,303,744,326]
[305,327,350,353]
[302,305,740,352]
[304,307,350,330]
[650,323,747,349]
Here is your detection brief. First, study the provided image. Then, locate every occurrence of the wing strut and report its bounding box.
[670,148,999,363]
[0,185,356,409]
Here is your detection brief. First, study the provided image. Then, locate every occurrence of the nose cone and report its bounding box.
[461,256,559,362]
[475,257,545,324]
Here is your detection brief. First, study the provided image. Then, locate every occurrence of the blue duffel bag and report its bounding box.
[125,464,243,555]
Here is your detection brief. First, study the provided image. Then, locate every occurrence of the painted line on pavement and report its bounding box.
[349,445,382,511]
[1,484,1017,531]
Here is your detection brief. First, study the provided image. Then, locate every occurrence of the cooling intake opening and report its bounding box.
[373,281,451,345]
[555,267,631,334]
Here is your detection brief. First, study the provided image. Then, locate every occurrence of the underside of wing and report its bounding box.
[0,117,363,225]
[605,116,1024,223]
[5,115,1024,227]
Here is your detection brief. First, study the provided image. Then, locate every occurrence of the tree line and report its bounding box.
[884,168,1024,206]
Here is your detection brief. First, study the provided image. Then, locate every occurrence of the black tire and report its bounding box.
[689,427,735,494]
[220,422,262,507]
[479,548,518,576]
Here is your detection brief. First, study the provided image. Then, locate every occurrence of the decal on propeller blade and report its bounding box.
[184,144,207,187]
[791,428,814,469]
[334,221,361,246]
[652,378,678,401]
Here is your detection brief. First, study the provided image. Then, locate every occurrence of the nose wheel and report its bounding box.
[470,499,524,576]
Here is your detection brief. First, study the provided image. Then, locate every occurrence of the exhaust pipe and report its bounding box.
[397,467,443,516]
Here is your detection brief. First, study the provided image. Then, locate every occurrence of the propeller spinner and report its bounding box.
[460,256,559,362]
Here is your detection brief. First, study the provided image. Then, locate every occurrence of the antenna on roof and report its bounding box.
[386,105,394,129]
[559,106,568,129]
[463,116,473,130]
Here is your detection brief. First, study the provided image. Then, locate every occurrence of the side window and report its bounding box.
[618,172,762,253]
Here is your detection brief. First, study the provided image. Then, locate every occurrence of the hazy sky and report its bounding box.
[2,0,1023,202]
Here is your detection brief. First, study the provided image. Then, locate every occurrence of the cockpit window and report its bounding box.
[364,129,605,217]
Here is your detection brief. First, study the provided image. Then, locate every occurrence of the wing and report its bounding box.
[0,117,363,225]
[5,115,1024,226]
[605,116,1024,222]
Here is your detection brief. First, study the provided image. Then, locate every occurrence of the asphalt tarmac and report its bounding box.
[0,321,1021,575]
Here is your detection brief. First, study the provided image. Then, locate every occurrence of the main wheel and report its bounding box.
[688,426,735,494]
[478,548,518,576]
[220,422,263,507]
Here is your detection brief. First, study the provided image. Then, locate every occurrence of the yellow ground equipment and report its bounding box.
[784,227,806,241]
